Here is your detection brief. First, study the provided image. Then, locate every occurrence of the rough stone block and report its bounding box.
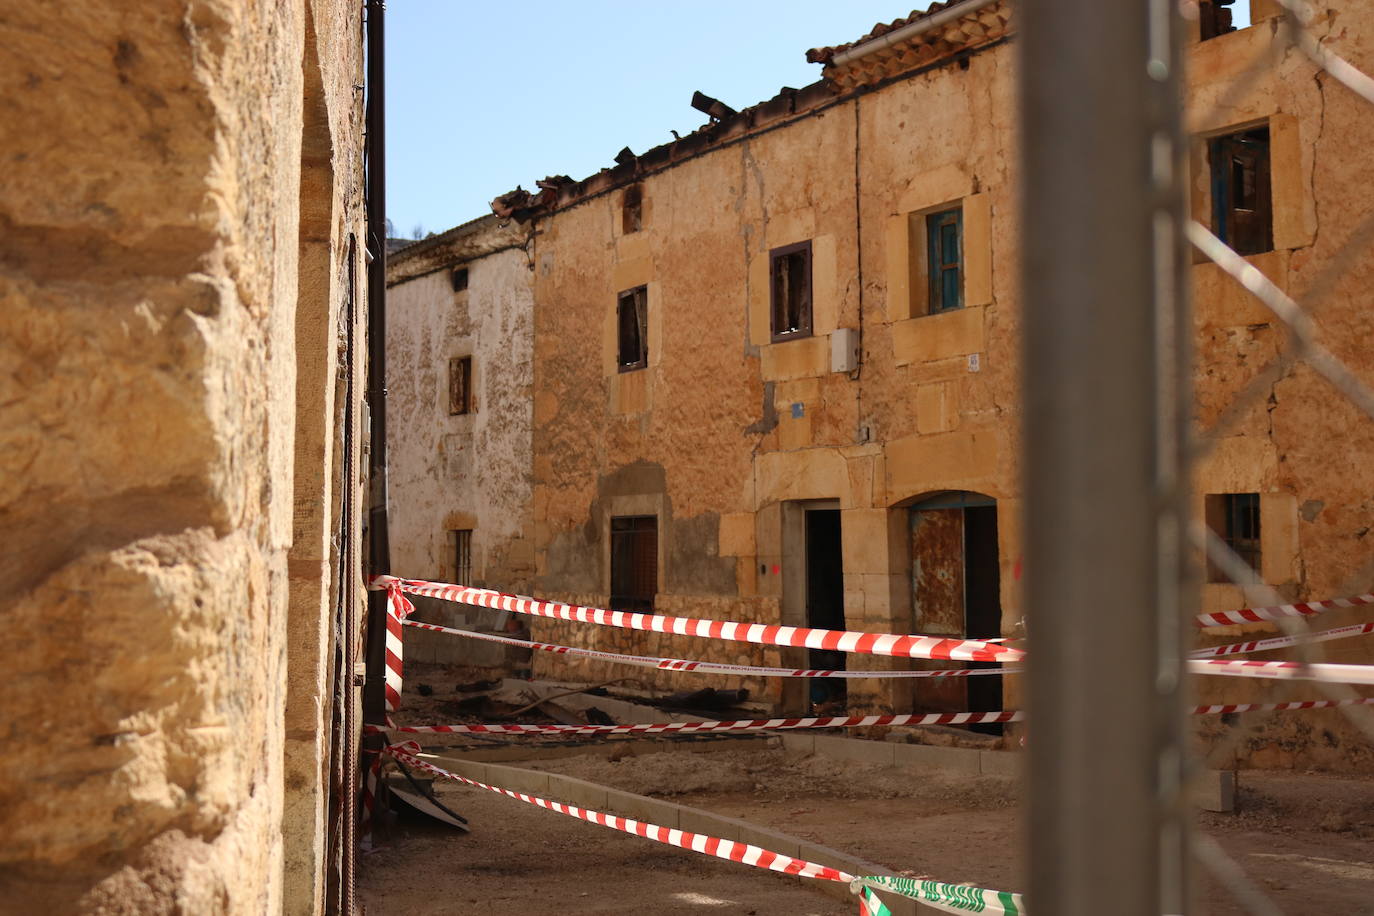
[841,509,890,575]
[886,427,1000,502]
[779,733,815,756]
[892,305,985,367]
[761,335,831,382]
[915,382,957,435]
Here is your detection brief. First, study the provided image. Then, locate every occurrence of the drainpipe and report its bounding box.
[829,0,1001,68]
[362,0,390,766]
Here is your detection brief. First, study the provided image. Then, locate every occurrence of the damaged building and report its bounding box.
[387,0,1374,769]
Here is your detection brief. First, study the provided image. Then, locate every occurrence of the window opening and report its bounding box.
[451,267,469,291]
[448,356,472,415]
[450,529,473,584]
[622,185,643,234]
[617,286,648,371]
[1199,0,1252,41]
[1209,126,1272,256]
[926,207,964,313]
[769,240,813,341]
[610,516,657,611]
[1205,492,1261,582]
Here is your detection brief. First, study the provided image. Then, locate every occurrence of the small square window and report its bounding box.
[451,267,469,291]
[1205,492,1261,583]
[450,529,473,584]
[610,515,657,612]
[926,207,964,313]
[769,240,812,341]
[1209,126,1272,256]
[617,286,648,372]
[449,356,472,415]
[623,185,644,234]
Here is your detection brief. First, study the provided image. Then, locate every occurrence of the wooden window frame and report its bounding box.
[1209,126,1273,256]
[451,528,473,584]
[616,285,648,372]
[926,206,964,314]
[1205,492,1261,583]
[610,515,657,612]
[769,240,813,342]
[448,355,472,415]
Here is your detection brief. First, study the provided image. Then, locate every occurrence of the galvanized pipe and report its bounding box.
[1020,0,1192,913]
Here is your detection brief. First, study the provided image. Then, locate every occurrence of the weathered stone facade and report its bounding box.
[385,219,537,656]
[2,2,367,911]
[397,1,1374,770]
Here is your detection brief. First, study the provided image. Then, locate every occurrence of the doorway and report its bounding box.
[909,492,1003,734]
[804,508,846,711]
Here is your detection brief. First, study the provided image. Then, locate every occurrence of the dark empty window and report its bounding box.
[1206,492,1261,582]
[451,267,469,291]
[449,356,472,415]
[926,207,964,313]
[1210,127,1272,256]
[1199,0,1249,41]
[451,529,472,584]
[610,516,657,611]
[617,286,648,371]
[623,185,643,234]
[769,240,812,341]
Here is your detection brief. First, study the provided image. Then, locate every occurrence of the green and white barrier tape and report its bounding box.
[853,876,1024,915]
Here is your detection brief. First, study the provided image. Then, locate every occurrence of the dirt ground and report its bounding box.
[361,741,1374,915]
[363,665,1374,914]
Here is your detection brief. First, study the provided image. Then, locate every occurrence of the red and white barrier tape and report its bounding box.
[1188,658,1374,685]
[383,586,415,714]
[1195,593,1374,628]
[1191,620,1374,658]
[405,619,1015,679]
[374,710,1022,737]
[1195,696,1374,715]
[369,697,1374,739]
[385,742,853,883]
[371,576,1023,664]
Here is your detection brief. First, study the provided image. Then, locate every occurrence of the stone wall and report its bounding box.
[386,219,537,644]
[508,3,1374,767]
[0,1,367,911]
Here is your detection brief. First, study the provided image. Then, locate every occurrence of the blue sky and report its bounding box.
[385,1,911,237]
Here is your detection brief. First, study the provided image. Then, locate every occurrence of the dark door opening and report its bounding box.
[962,505,1003,735]
[910,494,1004,735]
[804,508,846,711]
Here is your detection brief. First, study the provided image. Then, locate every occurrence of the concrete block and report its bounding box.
[892,742,981,776]
[482,762,551,796]
[602,787,678,828]
[429,756,489,785]
[1193,769,1236,813]
[546,774,609,811]
[891,304,985,367]
[737,822,801,859]
[678,807,741,842]
[979,749,1022,779]
[813,734,898,766]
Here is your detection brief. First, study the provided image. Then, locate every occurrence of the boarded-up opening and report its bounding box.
[909,492,1003,734]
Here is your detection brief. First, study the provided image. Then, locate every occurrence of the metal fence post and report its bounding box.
[1020,1,1191,913]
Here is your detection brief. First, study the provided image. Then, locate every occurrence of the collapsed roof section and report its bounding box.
[489,0,1012,224]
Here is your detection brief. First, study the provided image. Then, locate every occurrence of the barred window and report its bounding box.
[450,529,473,585]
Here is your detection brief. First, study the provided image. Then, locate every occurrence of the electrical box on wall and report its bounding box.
[830,328,860,373]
